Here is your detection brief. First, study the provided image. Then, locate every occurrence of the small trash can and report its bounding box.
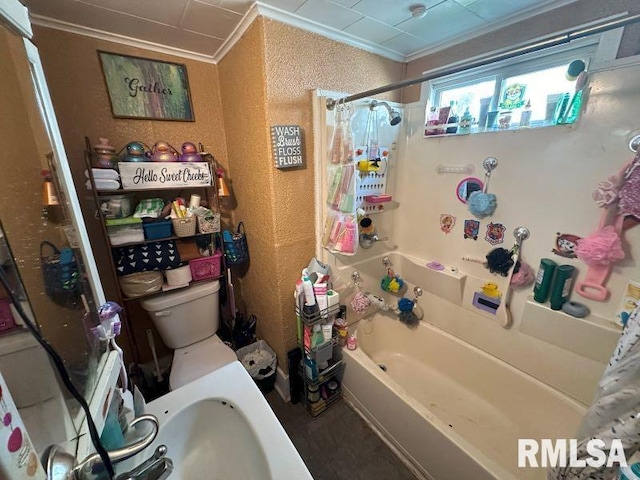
[236,340,277,393]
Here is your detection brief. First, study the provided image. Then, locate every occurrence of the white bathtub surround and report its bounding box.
[343,314,586,480]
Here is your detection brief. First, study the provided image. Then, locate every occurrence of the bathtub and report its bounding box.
[341,313,586,480]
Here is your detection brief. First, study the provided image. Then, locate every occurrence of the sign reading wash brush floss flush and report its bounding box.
[271,125,304,169]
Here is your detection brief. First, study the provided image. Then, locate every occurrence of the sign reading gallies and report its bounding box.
[118,162,212,190]
[271,125,304,169]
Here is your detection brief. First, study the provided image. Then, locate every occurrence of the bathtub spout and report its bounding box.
[359,234,388,249]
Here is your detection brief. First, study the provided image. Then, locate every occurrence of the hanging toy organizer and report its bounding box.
[322,103,359,256]
[354,101,392,214]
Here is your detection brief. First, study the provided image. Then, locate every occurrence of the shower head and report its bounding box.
[370,100,402,126]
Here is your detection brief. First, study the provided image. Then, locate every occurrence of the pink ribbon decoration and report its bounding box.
[592,174,621,207]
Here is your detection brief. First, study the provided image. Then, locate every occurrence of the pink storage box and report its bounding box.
[189,250,222,281]
[364,194,392,203]
[0,300,16,334]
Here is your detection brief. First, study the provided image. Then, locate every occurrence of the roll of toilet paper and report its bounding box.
[165,265,192,286]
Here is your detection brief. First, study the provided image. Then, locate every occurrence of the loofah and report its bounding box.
[468,191,497,219]
[350,291,370,313]
[485,247,514,276]
[381,268,404,293]
[397,297,414,312]
[510,261,535,287]
[575,225,625,266]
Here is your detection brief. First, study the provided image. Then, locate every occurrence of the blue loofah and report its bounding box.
[468,191,497,219]
[397,297,414,312]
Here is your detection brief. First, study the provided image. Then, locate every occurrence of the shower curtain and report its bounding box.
[548,304,640,480]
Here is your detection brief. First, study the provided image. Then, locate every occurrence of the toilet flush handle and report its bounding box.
[154,310,172,317]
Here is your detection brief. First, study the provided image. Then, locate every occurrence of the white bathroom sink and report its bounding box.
[117,361,312,479]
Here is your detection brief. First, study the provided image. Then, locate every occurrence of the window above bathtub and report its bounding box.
[422,27,624,138]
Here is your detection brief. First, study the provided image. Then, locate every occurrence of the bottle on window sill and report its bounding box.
[458,107,473,134]
[446,101,458,134]
[519,100,532,128]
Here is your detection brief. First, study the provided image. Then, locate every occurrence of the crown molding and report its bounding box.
[212,2,260,63]
[252,2,406,63]
[405,0,581,62]
[29,14,217,64]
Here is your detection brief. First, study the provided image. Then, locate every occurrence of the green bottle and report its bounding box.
[533,258,557,303]
[549,265,576,310]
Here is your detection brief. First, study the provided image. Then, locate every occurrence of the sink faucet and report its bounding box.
[46,414,160,480]
[116,445,173,480]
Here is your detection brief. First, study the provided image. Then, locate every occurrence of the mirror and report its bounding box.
[0,14,110,455]
[456,177,484,204]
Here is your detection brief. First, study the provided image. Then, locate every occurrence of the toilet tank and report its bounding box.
[140,280,220,349]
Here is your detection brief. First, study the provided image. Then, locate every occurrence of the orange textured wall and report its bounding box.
[219,17,403,372]
[403,0,640,103]
[32,26,229,361]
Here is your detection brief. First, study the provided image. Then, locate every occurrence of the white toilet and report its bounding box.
[140,280,236,390]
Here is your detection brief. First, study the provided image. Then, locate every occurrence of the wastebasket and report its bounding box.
[236,340,277,393]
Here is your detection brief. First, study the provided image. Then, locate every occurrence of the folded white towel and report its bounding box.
[84,168,120,180]
[85,179,121,191]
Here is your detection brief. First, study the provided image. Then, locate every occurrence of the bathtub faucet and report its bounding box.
[359,233,388,249]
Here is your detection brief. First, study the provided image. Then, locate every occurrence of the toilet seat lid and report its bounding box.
[169,335,237,390]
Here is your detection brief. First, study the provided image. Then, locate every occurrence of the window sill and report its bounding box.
[423,121,576,139]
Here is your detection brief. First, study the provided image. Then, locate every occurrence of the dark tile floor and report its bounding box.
[266,391,418,480]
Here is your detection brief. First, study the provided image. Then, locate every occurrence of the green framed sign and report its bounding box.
[98,51,194,121]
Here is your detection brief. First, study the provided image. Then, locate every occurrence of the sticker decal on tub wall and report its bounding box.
[463,219,480,240]
[485,222,506,245]
[440,214,456,234]
[552,232,581,259]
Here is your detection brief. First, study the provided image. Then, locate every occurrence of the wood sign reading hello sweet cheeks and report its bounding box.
[98,51,195,121]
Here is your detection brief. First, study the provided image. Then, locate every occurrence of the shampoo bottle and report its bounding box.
[549,265,576,310]
[533,258,557,303]
[311,324,324,348]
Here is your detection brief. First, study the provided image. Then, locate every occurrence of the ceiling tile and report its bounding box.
[218,0,253,14]
[464,0,542,21]
[25,0,223,55]
[330,0,360,7]
[294,0,363,30]
[453,0,477,6]
[381,33,428,55]
[351,0,443,27]
[72,0,188,26]
[343,17,401,44]
[262,0,307,12]
[181,0,242,38]
[396,0,485,43]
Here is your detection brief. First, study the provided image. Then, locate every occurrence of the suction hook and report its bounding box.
[513,226,530,243]
[382,256,391,268]
[629,134,640,153]
[351,270,361,283]
[414,286,423,298]
[482,157,498,175]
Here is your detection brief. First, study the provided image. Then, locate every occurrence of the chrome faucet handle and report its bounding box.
[116,445,173,480]
[76,415,160,478]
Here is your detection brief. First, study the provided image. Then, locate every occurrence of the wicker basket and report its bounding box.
[197,213,220,234]
[171,216,196,237]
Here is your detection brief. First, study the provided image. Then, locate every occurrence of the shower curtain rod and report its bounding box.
[326,12,640,110]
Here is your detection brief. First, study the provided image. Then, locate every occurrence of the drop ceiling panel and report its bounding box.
[381,33,430,55]
[75,0,188,26]
[343,16,401,44]
[218,0,253,14]
[180,0,242,38]
[351,0,443,27]
[464,0,543,21]
[398,0,485,43]
[294,0,363,30]
[24,0,581,62]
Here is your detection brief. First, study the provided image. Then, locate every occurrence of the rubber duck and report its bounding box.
[481,282,501,298]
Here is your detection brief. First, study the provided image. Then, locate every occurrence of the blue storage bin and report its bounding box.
[143,220,172,240]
